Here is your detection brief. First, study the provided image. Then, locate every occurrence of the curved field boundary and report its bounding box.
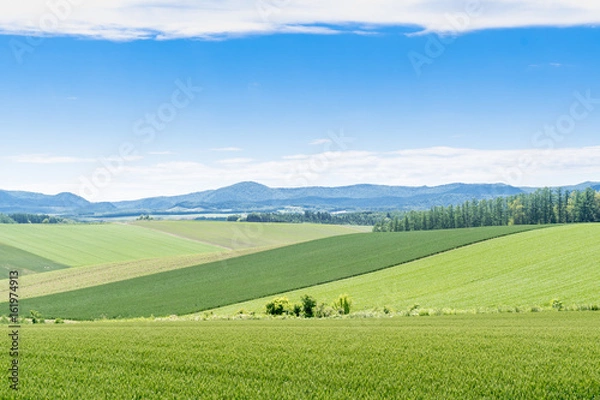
[15,225,542,319]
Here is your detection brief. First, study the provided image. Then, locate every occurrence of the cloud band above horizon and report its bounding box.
[1,1,599,41]
[3,146,599,201]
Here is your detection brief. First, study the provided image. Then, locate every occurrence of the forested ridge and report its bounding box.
[373,188,600,232]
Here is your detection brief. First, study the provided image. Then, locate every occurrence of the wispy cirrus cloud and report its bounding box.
[6,154,96,164]
[210,147,243,152]
[309,138,333,146]
[1,1,599,41]
[6,154,143,164]
[216,158,254,165]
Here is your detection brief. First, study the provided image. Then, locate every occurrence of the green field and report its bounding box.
[0,224,223,267]
[131,220,370,249]
[0,243,69,278]
[15,225,539,319]
[0,221,365,299]
[214,224,600,315]
[5,313,600,399]
[0,247,282,301]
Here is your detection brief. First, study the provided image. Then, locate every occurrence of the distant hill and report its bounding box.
[0,181,598,217]
[0,190,115,215]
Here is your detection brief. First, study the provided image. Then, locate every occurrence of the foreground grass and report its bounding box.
[15,226,539,319]
[4,313,599,399]
[131,220,370,250]
[213,224,600,315]
[0,224,222,267]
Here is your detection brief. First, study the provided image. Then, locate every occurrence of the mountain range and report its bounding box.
[1,181,599,218]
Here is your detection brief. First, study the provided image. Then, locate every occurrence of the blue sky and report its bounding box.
[1,1,599,201]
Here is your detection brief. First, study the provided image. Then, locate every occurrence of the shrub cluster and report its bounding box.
[265,294,352,317]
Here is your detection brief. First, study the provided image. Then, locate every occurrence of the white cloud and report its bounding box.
[148,151,175,155]
[1,1,599,40]
[6,154,96,164]
[529,62,565,68]
[216,158,254,165]
[309,138,333,146]
[72,146,600,201]
[210,147,243,152]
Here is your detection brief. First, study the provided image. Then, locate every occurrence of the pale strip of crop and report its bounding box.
[0,246,280,300]
[131,220,371,250]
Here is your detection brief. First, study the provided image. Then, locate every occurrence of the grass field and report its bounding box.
[14,225,539,319]
[131,220,371,249]
[0,243,69,279]
[4,313,599,399]
[0,224,223,267]
[212,224,600,315]
[0,246,282,300]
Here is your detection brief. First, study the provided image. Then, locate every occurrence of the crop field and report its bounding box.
[0,224,223,267]
[0,247,282,301]
[131,220,370,249]
[14,225,539,319]
[0,243,69,279]
[4,313,599,399]
[213,224,600,315]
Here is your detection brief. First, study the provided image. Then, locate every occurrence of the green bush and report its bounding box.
[30,310,45,324]
[265,297,292,316]
[300,295,317,318]
[333,294,352,315]
[552,299,564,311]
[54,318,65,324]
[292,304,302,317]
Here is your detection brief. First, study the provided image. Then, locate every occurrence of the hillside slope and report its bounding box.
[0,224,222,267]
[0,243,69,278]
[130,220,370,250]
[212,224,600,315]
[15,226,539,319]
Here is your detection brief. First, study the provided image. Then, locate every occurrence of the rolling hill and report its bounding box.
[0,243,69,278]
[14,225,539,319]
[0,221,367,299]
[212,224,600,315]
[130,220,370,249]
[0,224,223,267]
[2,181,598,216]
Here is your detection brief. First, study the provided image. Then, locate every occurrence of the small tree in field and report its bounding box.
[300,295,317,318]
[333,294,352,315]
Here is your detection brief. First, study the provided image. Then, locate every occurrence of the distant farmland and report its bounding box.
[131,220,370,249]
[0,224,222,267]
[0,221,368,299]
[0,243,69,278]
[214,224,600,315]
[16,225,539,319]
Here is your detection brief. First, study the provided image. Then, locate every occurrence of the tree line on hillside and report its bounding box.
[229,210,382,226]
[0,213,66,224]
[373,188,600,232]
